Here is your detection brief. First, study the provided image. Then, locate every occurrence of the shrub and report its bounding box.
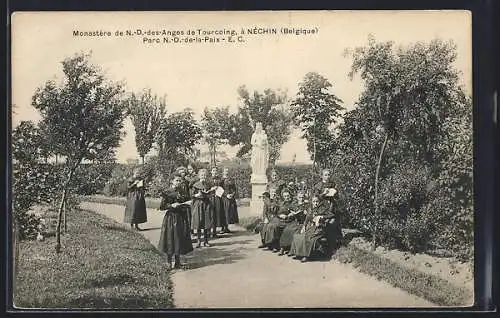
[102,164,136,197]
[375,161,434,252]
[12,163,62,240]
[72,163,116,195]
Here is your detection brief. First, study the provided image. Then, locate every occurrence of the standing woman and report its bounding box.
[124,168,147,231]
[208,167,226,237]
[176,166,192,232]
[312,168,343,252]
[186,163,199,235]
[191,169,216,247]
[221,167,239,233]
[158,173,194,269]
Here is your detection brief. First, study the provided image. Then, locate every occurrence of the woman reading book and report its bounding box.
[191,169,217,248]
[158,173,194,269]
[123,168,147,231]
[278,190,308,256]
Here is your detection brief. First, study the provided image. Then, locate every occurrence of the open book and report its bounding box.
[323,188,337,197]
[215,186,225,198]
[287,209,304,217]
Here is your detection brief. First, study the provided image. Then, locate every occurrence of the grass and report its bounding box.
[333,244,473,307]
[14,207,174,309]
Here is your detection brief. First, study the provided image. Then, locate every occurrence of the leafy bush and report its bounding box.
[72,163,116,195]
[102,164,136,197]
[375,161,434,252]
[12,122,62,240]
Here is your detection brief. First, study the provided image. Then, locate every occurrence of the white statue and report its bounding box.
[250,122,268,177]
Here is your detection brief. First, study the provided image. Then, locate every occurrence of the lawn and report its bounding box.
[13,207,174,309]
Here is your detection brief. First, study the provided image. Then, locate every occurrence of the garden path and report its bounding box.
[81,202,435,308]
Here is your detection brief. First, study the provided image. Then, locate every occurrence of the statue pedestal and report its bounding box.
[250,174,267,217]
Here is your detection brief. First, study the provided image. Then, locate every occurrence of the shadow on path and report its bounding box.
[181,246,248,270]
[139,227,162,232]
[178,230,255,270]
[209,238,254,247]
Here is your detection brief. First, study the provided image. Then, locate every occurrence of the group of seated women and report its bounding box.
[258,169,343,263]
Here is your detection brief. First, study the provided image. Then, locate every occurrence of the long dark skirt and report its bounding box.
[223,197,239,224]
[210,196,227,228]
[158,211,193,256]
[124,191,147,224]
[289,225,327,258]
[191,199,213,230]
[326,218,343,252]
[187,207,192,230]
[262,218,289,247]
[279,221,302,250]
[260,222,269,243]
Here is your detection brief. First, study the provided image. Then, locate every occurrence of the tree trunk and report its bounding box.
[141,156,145,165]
[211,144,217,167]
[372,132,390,251]
[55,166,77,253]
[313,138,317,174]
[63,199,67,233]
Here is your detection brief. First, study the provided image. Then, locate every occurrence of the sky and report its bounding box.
[11,11,472,164]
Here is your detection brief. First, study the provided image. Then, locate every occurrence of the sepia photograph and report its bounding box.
[11,10,473,309]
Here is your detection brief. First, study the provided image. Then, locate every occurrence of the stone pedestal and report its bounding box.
[250,174,268,217]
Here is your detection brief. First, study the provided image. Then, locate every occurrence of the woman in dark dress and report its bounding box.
[312,168,343,251]
[209,167,226,237]
[176,166,192,232]
[261,190,295,252]
[191,169,217,248]
[158,173,194,269]
[124,168,147,230]
[289,195,334,262]
[221,167,239,232]
[186,163,199,235]
[278,190,308,256]
[258,190,277,248]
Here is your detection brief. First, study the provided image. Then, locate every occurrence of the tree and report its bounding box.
[291,72,344,170]
[31,52,127,253]
[126,89,167,164]
[344,36,466,250]
[155,109,202,174]
[201,106,238,167]
[234,86,292,166]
